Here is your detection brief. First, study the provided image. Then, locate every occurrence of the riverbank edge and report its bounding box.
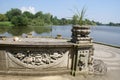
[93,41,120,49]
[0,21,14,27]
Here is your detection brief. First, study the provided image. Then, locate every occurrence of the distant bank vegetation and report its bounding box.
[0,8,119,27]
[104,22,120,26]
[0,8,97,27]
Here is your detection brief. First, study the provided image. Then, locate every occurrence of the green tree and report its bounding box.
[35,11,43,18]
[109,22,115,26]
[22,11,34,19]
[96,21,102,25]
[6,8,22,21]
[51,16,59,25]
[30,18,45,26]
[0,14,8,21]
[11,15,28,26]
[60,18,68,25]
[43,13,52,24]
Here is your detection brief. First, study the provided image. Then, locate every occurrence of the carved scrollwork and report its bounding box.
[93,59,107,74]
[7,49,68,67]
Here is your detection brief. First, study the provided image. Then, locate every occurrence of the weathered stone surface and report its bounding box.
[93,59,107,74]
[0,35,94,76]
[71,25,94,76]
[0,41,72,74]
[71,25,92,44]
[0,51,6,60]
[6,48,69,68]
[0,60,7,70]
[0,51,7,70]
[0,41,119,79]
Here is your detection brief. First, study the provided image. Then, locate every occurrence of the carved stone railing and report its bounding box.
[0,25,94,76]
[0,42,73,75]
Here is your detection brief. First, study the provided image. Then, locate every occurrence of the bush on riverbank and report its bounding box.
[0,21,14,27]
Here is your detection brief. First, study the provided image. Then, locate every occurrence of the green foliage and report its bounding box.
[2,8,72,26]
[0,14,8,21]
[0,21,13,27]
[1,8,98,27]
[30,18,45,26]
[51,16,59,25]
[22,11,34,19]
[72,15,78,25]
[43,13,52,24]
[108,22,120,26]
[71,8,97,25]
[5,8,28,26]
[6,8,22,21]
[72,7,86,25]
[30,12,53,26]
[59,18,69,25]
[78,8,86,25]
[84,19,96,25]
[11,15,28,26]
[35,11,43,18]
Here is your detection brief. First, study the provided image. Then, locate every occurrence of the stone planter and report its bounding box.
[26,33,33,38]
[72,25,90,36]
[0,36,6,40]
[71,25,91,44]
[56,34,62,39]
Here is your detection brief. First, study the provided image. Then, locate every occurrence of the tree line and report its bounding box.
[0,8,98,27]
[105,22,120,26]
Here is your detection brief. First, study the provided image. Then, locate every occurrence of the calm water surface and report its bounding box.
[90,26,120,46]
[0,25,120,46]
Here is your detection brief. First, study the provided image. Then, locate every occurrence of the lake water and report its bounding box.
[0,25,120,46]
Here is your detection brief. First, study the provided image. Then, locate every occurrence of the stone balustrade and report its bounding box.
[0,25,94,76]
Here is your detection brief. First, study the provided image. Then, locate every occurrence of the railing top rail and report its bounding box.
[0,42,73,48]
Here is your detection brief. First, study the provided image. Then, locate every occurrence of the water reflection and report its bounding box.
[0,26,11,34]
[0,25,120,46]
[8,26,32,36]
[33,26,51,34]
[0,26,51,36]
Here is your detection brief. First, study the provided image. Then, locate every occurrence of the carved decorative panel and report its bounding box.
[6,48,70,69]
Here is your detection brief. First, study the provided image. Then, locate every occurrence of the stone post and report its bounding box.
[71,25,94,76]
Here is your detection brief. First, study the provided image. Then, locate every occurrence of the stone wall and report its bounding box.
[0,43,73,75]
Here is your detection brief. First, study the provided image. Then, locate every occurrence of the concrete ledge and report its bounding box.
[93,41,120,49]
[0,69,71,76]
